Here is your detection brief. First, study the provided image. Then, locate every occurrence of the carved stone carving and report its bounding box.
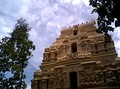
[80,32,88,40]
[81,40,90,51]
[63,36,69,43]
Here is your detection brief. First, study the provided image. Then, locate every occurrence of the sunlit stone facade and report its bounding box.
[31,21,120,89]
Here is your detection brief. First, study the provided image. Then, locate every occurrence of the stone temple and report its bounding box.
[31,21,120,89]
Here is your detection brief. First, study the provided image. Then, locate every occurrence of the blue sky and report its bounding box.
[0,0,120,89]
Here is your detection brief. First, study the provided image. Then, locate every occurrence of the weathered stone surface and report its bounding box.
[31,21,120,89]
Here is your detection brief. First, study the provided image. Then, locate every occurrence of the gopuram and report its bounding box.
[31,21,120,89]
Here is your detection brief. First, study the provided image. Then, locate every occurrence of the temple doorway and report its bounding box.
[69,72,78,89]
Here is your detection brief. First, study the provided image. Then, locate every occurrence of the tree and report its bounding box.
[89,0,120,35]
[0,18,35,89]
[0,37,12,89]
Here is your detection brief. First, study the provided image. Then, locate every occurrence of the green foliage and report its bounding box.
[0,18,35,89]
[89,0,120,35]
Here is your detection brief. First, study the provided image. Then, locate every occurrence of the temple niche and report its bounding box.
[31,21,120,89]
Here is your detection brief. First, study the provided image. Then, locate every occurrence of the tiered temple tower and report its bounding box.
[31,21,120,89]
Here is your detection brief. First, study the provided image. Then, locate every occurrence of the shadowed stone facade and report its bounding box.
[31,21,120,89]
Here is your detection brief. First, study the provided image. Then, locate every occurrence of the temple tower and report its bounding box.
[32,21,120,89]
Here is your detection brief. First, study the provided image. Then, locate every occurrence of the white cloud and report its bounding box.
[26,84,31,89]
[81,0,89,6]
[110,27,120,57]
[64,0,72,3]
[72,0,81,5]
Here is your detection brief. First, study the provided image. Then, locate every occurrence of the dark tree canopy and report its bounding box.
[89,0,120,35]
[0,18,35,89]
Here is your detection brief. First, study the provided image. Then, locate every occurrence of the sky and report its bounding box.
[0,0,120,89]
